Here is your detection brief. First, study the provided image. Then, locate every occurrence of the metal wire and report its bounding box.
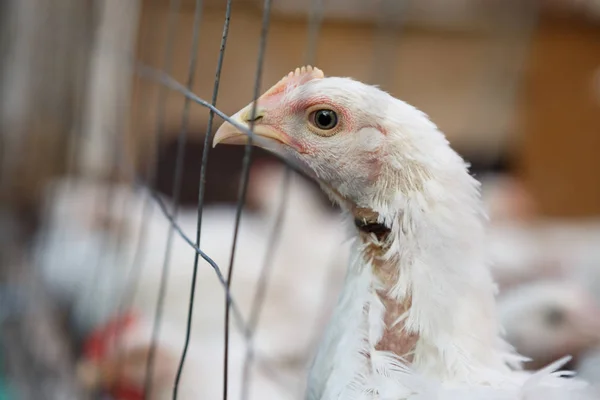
[223,1,273,398]
[240,1,324,397]
[120,0,183,394]
[132,36,325,400]
[136,64,316,184]
[111,0,164,384]
[133,59,310,335]
[144,186,296,395]
[173,0,231,396]
[239,168,292,400]
[143,0,203,395]
[119,3,297,392]
[371,0,408,88]
[146,186,248,331]
[474,0,539,165]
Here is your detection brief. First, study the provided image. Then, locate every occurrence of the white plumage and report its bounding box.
[213,65,599,399]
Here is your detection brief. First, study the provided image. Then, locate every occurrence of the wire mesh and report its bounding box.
[126,2,536,399]
[222,0,273,398]
[130,1,296,398]
[0,0,544,398]
[142,0,201,394]
[173,0,232,397]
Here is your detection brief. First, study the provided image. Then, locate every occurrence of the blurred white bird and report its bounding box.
[481,174,600,389]
[497,280,600,370]
[34,161,349,399]
[128,163,349,400]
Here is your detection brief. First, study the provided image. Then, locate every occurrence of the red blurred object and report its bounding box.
[81,312,145,400]
[83,312,137,361]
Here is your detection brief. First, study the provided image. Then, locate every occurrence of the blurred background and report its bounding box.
[0,0,599,399]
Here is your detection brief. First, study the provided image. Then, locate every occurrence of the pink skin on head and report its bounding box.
[289,97,389,137]
[253,93,387,166]
[228,66,384,156]
[240,91,309,154]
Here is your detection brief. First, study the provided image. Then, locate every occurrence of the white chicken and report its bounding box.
[497,280,600,370]
[213,65,597,399]
[480,175,600,379]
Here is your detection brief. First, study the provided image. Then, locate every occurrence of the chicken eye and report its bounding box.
[310,109,338,131]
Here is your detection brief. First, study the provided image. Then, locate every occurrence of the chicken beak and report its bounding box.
[213,100,317,181]
[213,104,294,151]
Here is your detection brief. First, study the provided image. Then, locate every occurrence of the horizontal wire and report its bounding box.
[134,63,316,184]
[136,64,251,136]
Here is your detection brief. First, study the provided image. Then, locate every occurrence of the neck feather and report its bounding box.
[366,172,518,372]
[308,170,521,399]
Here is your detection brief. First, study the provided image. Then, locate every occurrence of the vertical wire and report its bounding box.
[239,1,324,398]
[143,0,204,396]
[503,1,538,162]
[238,170,291,400]
[477,0,539,166]
[371,0,408,88]
[173,0,231,397]
[304,0,324,65]
[121,0,182,393]
[112,0,164,370]
[224,1,273,399]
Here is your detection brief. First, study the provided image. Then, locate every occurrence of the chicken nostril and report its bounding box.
[246,114,263,123]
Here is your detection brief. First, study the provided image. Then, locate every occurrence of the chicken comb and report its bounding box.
[262,65,324,99]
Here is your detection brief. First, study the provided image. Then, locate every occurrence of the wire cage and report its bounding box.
[0,0,549,399]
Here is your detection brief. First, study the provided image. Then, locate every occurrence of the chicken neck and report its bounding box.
[307,187,517,398]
